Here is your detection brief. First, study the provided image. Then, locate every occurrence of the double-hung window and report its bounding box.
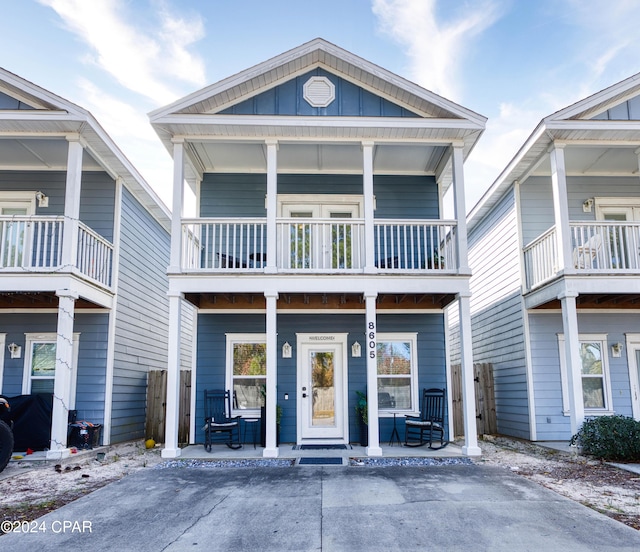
[558,334,613,414]
[376,333,418,413]
[22,333,79,407]
[226,334,266,415]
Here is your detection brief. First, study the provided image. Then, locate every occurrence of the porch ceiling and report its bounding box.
[187,141,449,175]
[0,136,103,171]
[533,293,640,309]
[532,144,640,176]
[0,292,99,309]
[185,292,455,310]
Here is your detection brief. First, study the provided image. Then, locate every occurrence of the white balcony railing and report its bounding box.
[524,221,640,290]
[0,215,113,288]
[77,222,113,287]
[182,218,457,272]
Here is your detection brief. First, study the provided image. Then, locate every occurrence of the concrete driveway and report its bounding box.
[2,463,639,551]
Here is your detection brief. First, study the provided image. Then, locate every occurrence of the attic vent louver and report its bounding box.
[303,76,335,108]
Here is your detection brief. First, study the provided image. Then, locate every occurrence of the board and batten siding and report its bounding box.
[464,189,530,439]
[0,312,108,424]
[219,68,421,118]
[195,312,446,445]
[111,187,170,443]
[528,312,636,440]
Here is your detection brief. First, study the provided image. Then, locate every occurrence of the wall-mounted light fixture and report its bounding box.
[282,342,292,358]
[582,198,594,213]
[351,341,361,357]
[611,342,624,358]
[35,191,49,208]
[8,342,21,359]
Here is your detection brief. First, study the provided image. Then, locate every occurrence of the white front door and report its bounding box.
[297,333,348,442]
[626,335,640,420]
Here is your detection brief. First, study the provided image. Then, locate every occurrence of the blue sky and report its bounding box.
[2,0,640,210]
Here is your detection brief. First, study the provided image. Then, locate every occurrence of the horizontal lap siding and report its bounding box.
[466,190,530,439]
[112,188,170,443]
[0,312,108,424]
[195,313,446,445]
[529,312,637,440]
[0,170,115,241]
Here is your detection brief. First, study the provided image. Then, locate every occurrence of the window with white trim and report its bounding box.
[22,333,79,408]
[376,333,418,412]
[226,334,266,415]
[558,334,613,414]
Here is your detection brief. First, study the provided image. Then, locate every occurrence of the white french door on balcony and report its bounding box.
[281,195,362,269]
[596,200,640,269]
[0,198,33,267]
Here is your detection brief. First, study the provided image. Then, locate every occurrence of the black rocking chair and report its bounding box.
[203,389,242,451]
[404,388,447,449]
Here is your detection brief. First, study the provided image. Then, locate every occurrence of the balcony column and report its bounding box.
[61,136,83,269]
[47,289,79,460]
[457,291,481,456]
[365,292,382,456]
[451,143,470,273]
[264,291,279,457]
[265,140,278,274]
[550,144,574,273]
[162,291,183,458]
[169,139,185,273]
[559,290,585,435]
[362,141,376,273]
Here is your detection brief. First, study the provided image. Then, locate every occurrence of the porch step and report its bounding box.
[297,457,345,466]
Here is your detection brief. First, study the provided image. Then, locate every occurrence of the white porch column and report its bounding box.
[265,140,278,274]
[61,137,83,269]
[169,139,185,273]
[47,289,79,460]
[458,292,481,456]
[559,290,585,435]
[365,292,382,456]
[264,292,279,457]
[550,145,574,273]
[162,292,183,458]
[451,144,470,273]
[362,141,376,273]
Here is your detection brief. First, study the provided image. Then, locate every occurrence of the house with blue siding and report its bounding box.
[0,68,174,458]
[463,72,640,442]
[150,39,486,458]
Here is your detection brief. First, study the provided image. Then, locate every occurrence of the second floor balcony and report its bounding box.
[0,215,113,288]
[181,217,458,274]
[524,221,640,291]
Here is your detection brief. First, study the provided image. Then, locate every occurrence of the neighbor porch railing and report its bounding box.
[182,218,457,272]
[0,215,113,287]
[523,221,640,290]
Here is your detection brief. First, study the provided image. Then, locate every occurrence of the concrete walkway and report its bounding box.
[2,463,639,551]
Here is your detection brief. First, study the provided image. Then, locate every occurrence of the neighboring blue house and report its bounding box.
[0,68,174,458]
[462,72,640,442]
[150,38,486,458]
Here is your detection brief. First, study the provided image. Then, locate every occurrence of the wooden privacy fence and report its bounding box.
[451,363,497,437]
[145,370,191,444]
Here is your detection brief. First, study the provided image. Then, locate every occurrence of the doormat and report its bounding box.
[296,444,349,450]
[298,457,344,465]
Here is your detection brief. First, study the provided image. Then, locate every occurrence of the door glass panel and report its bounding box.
[330,211,353,269]
[636,350,640,403]
[1,207,28,267]
[310,350,335,427]
[290,212,313,268]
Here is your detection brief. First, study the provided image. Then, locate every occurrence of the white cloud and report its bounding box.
[38,0,206,105]
[371,0,502,100]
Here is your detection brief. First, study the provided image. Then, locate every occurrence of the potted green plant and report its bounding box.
[355,390,368,446]
[260,385,282,446]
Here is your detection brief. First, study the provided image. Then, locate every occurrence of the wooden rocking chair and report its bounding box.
[404,388,447,449]
[203,389,242,451]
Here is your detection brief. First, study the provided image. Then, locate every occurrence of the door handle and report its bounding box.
[302,393,307,398]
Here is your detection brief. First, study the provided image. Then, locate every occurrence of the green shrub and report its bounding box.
[570,415,640,461]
